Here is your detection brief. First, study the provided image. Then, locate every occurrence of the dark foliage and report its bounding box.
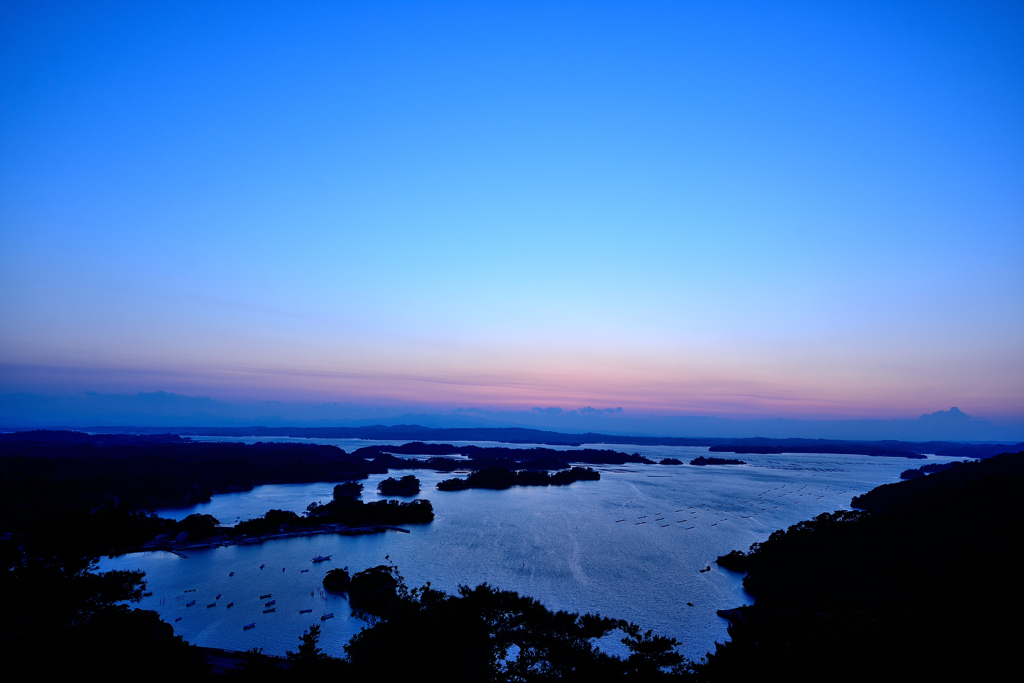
[702,452,1024,681]
[689,457,745,466]
[898,459,972,479]
[377,474,420,496]
[438,466,600,491]
[322,567,351,593]
[343,564,693,681]
[0,530,210,679]
[0,432,382,524]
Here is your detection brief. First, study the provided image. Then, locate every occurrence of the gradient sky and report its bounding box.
[2,1,1022,420]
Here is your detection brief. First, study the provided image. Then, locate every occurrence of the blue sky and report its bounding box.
[1,1,1022,423]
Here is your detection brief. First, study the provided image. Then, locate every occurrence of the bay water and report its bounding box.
[100,439,958,661]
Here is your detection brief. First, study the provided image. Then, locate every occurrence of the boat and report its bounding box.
[260,594,272,599]
[175,617,182,622]
[227,603,234,608]
[229,572,234,577]
[207,603,216,608]
[312,555,332,563]
[300,569,309,573]
[321,612,334,620]
[216,594,222,599]
[244,623,256,630]
[299,609,312,614]
[259,564,265,569]
[186,600,196,607]
[263,608,275,613]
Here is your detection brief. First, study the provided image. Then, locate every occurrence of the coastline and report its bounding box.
[128,523,413,557]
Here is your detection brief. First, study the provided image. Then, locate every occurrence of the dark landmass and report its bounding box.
[437,466,601,491]
[898,459,972,480]
[353,441,652,466]
[0,430,385,514]
[690,456,746,466]
[75,425,1024,459]
[347,564,401,614]
[708,451,1024,681]
[377,474,421,496]
[660,458,684,465]
[322,567,351,593]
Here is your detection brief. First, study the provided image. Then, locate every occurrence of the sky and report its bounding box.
[1,1,1022,429]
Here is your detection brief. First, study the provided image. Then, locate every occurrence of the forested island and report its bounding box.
[436,466,600,491]
[689,456,746,466]
[377,474,421,496]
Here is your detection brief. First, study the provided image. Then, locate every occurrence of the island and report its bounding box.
[437,466,600,491]
[322,567,351,593]
[690,456,746,466]
[377,475,421,496]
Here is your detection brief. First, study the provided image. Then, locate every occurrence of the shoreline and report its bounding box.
[126,523,413,557]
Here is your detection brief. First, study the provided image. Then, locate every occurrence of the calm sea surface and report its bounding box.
[100,438,959,661]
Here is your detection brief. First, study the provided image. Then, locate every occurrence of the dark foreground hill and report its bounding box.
[709,451,1024,681]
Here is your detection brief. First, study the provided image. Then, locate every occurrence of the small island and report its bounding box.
[322,567,351,593]
[690,456,746,466]
[660,458,684,465]
[377,475,421,496]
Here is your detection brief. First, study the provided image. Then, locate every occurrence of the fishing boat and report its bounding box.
[321,612,335,621]
[207,603,216,608]
[186,600,196,607]
[299,609,312,614]
[300,569,309,573]
[260,594,272,599]
[227,603,234,608]
[312,555,332,563]
[244,623,256,630]
[263,608,276,613]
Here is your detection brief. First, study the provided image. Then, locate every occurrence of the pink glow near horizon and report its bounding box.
[4,356,1021,421]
